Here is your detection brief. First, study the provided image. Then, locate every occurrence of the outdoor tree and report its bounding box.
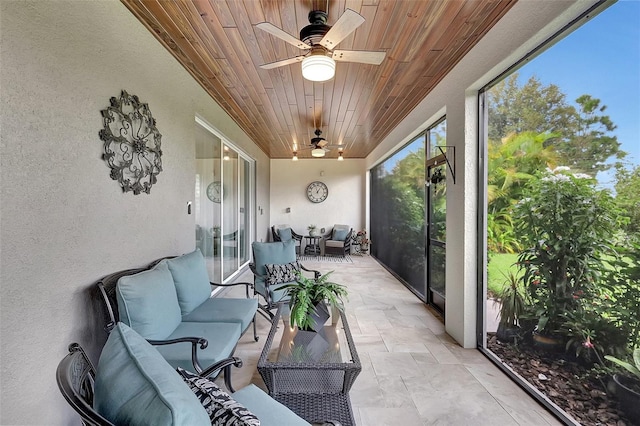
[487,74,625,176]
[615,164,640,237]
[552,95,625,175]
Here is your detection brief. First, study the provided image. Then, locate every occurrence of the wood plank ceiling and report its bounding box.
[123,0,516,159]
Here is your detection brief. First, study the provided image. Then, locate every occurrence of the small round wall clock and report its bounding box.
[207,181,222,203]
[306,181,328,203]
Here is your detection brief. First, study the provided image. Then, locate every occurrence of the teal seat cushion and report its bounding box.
[232,384,310,426]
[165,250,212,315]
[116,262,182,340]
[94,323,209,426]
[155,322,241,372]
[278,227,293,241]
[181,297,258,332]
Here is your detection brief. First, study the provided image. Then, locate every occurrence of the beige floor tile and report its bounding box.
[358,407,424,426]
[414,390,519,426]
[223,255,561,425]
[369,352,423,377]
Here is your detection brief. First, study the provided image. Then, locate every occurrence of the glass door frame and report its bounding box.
[195,116,255,284]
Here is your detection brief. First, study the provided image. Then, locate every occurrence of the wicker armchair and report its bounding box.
[323,225,353,257]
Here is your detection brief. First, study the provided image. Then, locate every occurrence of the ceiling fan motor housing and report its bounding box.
[300,10,331,45]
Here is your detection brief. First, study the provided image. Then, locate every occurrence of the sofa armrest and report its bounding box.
[211,281,254,298]
[147,337,243,392]
[147,336,209,374]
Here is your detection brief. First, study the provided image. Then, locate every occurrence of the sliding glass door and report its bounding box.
[195,118,253,283]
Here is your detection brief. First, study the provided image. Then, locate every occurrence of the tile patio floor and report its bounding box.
[223,254,561,426]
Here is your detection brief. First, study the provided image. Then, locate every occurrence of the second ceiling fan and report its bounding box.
[256,8,386,82]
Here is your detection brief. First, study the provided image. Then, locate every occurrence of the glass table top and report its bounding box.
[263,304,357,365]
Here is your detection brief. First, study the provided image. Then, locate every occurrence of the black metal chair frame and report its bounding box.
[96,256,253,392]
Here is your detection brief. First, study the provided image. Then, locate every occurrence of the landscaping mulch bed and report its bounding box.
[488,334,635,426]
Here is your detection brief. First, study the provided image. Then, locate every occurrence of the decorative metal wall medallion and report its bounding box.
[99,90,163,194]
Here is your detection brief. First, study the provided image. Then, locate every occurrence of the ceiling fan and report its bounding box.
[295,129,343,159]
[256,8,386,82]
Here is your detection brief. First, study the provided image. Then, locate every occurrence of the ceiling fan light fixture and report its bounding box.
[311,147,325,157]
[301,55,335,82]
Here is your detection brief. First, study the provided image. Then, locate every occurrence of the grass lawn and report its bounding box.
[487,252,519,297]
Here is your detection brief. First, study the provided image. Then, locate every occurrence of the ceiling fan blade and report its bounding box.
[332,50,386,65]
[259,56,305,70]
[319,9,365,50]
[256,22,312,50]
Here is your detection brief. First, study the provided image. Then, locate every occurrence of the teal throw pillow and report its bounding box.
[94,323,209,425]
[332,228,349,241]
[278,227,293,242]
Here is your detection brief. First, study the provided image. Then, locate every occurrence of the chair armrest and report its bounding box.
[300,264,321,279]
[199,356,243,378]
[291,230,303,241]
[147,336,208,374]
[311,422,342,426]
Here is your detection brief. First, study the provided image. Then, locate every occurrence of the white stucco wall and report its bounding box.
[365,0,598,347]
[270,159,366,238]
[0,1,269,423]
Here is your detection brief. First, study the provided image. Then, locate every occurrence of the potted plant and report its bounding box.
[605,348,640,421]
[308,224,318,237]
[494,271,526,343]
[356,230,370,251]
[282,271,348,332]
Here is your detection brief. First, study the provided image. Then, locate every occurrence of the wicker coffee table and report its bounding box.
[257,304,361,426]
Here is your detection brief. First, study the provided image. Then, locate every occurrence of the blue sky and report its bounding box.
[516,0,640,180]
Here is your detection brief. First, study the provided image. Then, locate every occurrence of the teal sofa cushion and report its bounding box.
[182,297,258,332]
[165,250,212,315]
[155,321,241,372]
[94,323,209,426]
[278,227,293,241]
[233,384,310,426]
[116,262,182,340]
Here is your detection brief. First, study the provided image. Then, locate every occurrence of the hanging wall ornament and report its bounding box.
[99,90,163,194]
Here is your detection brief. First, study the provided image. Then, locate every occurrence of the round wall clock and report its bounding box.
[207,181,222,203]
[306,181,328,203]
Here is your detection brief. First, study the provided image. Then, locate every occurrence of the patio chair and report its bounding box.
[323,225,353,257]
[250,241,320,320]
[271,224,303,255]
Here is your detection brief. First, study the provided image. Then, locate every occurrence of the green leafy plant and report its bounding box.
[605,348,640,380]
[514,166,622,336]
[495,271,526,327]
[282,271,348,330]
